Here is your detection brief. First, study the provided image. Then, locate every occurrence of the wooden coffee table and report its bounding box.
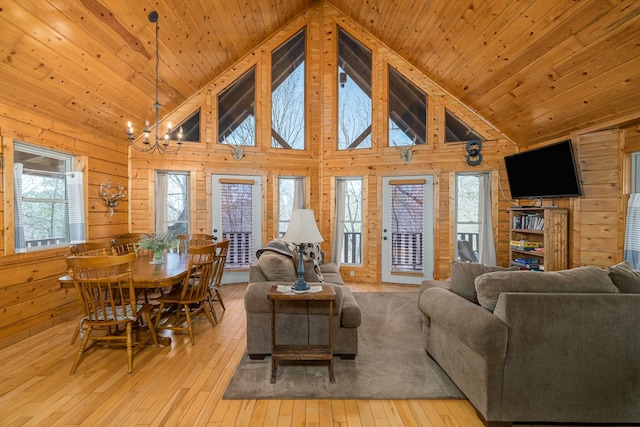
[268,284,336,383]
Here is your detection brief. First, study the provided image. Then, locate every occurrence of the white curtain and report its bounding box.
[331,179,346,265]
[293,176,305,209]
[155,171,168,233]
[66,171,86,243]
[624,193,640,269]
[13,163,26,253]
[477,173,496,265]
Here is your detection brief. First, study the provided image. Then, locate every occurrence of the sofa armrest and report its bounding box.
[492,292,640,422]
[248,262,268,282]
[420,287,507,360]
[420,279,451,294]
[338,286,361,328]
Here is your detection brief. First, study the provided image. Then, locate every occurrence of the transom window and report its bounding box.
[388,66,427,147]
[218,67,256,147]
[338,28,372,150]
[445,109,483,143]
[272,29,305,150]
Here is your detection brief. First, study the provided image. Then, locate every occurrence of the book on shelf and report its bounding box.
[513,213,545,231]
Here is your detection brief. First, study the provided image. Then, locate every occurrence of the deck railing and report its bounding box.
[25,238,66,248]
[222,231,252,268]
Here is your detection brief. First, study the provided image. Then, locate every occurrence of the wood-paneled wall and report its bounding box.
[0,103,131,349]
[0,2,638,349]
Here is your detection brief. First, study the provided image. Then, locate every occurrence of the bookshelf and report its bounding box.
[509,207,568,272]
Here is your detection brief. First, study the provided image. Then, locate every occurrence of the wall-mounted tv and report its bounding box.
[504,139,581,199]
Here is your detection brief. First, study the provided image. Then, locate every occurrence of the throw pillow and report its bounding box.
[606,261,640,293]
[256,251,297,282]
[475,266,620,312]
[450,261,519,304]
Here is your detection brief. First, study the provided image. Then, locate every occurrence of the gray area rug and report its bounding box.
[223,291,464,400]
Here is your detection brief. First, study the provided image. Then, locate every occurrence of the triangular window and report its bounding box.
[445,109,482,142]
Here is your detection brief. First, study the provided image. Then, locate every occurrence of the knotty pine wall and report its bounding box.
[0,2,637,349]
[0,103,131,349]
[130,2,516,285]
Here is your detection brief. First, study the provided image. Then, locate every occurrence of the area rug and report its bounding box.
[223,291,464,400]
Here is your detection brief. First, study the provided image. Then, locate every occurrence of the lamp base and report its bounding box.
[291,243,310,292]
[291,278,310,292]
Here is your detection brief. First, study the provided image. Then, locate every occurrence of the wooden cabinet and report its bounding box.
[509,207,568,272]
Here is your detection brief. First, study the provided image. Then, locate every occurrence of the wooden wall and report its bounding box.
[129,3,516,285]
[1,2,638,349]
[0,103,131,349]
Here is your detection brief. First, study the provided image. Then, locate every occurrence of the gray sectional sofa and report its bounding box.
[244,241,361,360]
[419,261,640,426]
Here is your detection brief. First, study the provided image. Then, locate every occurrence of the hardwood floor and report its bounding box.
[0,282,486,426]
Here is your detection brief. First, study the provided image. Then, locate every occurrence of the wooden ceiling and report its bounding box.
[1,0,639,147]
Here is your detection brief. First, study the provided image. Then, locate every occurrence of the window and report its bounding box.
[170,109,201,142]
[455,173,480,262]
[218,67,256,147]
[156,171,189,236]
[278,176,305,236]
[388,66,427,146]
[272,29,305,150]
[445,109,483,143]
[334,177,363,264]
[14,142,83,251]
[338,28,372,150]
[455,172,495,264]
[633,151,640,193]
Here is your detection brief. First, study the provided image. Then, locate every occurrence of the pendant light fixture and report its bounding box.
[126,11,183,154]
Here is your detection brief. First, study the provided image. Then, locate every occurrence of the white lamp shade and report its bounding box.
[282,209,324,244]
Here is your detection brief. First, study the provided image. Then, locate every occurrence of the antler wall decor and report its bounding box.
[99,181,127,219]
[395,135,417,163]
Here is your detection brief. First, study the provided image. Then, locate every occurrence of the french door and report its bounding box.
[381,175,434,284]
[211,174,262,284]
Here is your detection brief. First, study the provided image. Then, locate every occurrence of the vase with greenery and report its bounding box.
[138,231,178,264]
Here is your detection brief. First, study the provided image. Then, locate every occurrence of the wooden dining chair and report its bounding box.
[207,239,229,317]
[154,244,217,344]
[65,253,159,374]
[176,233,214,253]
[110,233,149,255]
[68,242,115,344]
[69,242,112,256]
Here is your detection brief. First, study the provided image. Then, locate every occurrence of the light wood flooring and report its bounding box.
[0,282,487,426]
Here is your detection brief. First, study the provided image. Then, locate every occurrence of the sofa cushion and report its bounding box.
[256,251,297,282]
[606,261,640,293]
[475,266,620,311]
[450,261,519,304]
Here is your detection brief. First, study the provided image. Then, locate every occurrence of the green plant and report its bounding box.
[137,230,178,253]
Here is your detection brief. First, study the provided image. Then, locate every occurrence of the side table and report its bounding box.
[268,284,336,383]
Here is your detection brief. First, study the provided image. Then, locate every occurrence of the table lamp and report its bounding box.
[282,209,324,291]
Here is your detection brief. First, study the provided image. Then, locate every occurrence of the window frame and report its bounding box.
[632,151,640,193]
[155,170,190,236]
[13,141,76,252]
[336,176,364,265]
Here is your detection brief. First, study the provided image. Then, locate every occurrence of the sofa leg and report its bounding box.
[248,354,267,360]
[337,354,356,360]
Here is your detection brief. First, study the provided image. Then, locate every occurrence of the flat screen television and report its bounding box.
[504,139,581,199]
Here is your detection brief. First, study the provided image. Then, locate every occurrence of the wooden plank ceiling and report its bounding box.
[0,0,638,147]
